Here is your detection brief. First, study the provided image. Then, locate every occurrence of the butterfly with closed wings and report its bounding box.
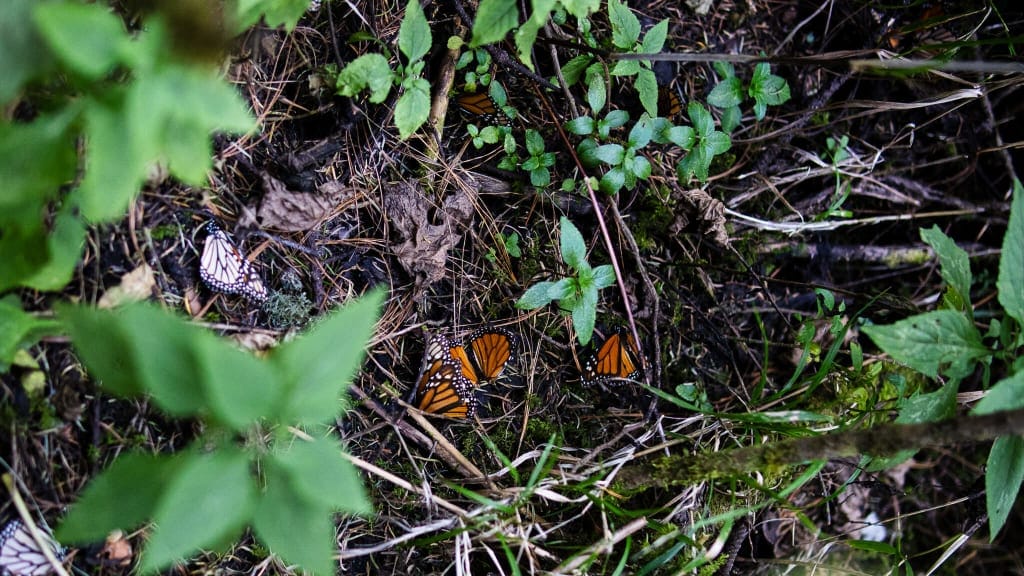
[581,327,644,386]
[412,328,518,419]
[0,519,66,576]
[199,221,268,304]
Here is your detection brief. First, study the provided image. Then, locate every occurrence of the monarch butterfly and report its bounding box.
[657,86,682,118]
[581,328,644,386]
[0,519,66,576]
[455,92,511,126]
[412,328,518,418]
[199,221,268,303]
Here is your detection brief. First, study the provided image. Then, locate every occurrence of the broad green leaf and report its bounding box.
[0,110,77,211]
[986,435,1024,540]
[997,179,1024,322]
[666,125,695,149]
[585,64,606,113]
[572,287,598,346]
[628,115,653,148]
[705,130,731,155]
[688,102,714,137]
[611,59,640,76]
[516,281,556,309]
[233,0,309,32]
[560,54,592,86]
[708,77,743,109]
[529,166,551,187]
[336,54,394,103]
[0,297,61,372]
[57,452,184,543]
[593,265,616,289]
[398,0,431,62]
[271,437,371,514]
[120,304,208,416]
[861,310,988,380]
[635,68,658,117]
[750,63,790,106]
[142,448,255,573]
[525,128,545,155]
[547,278,578,301]
[603,109,630,128]
[560,0,600,19]
[514,0,556,71]
[867,378,957,471]
[20,200,86,291]
[600,167,626,194]
[630,155,651,180]
[920,225,972,314]
[973,371,1024,415]
[59,304,145,397]
[395,83,431,140]
[33,2,126,79]
[253,459,335,576]
[471,0,519,47]
[79,92,146,222]
[587,143,625,165]
[272,289,383,424]
[0,0,55,102]
[560,217,586,270]
[640,19,668,54]
[608,0,639,49]
[719,105,741,134]
[565,116,596,135]
[198,338,280,431]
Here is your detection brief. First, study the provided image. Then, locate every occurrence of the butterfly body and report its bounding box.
[199,221,268,303]
[0,520,65,576]
[581,328,644,386]
[412,328,517,418]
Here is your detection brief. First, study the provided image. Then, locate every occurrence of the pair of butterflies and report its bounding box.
[199,221,268,304]
[0,519,65,576]
[413,327,644,419]
[412,328,518,419]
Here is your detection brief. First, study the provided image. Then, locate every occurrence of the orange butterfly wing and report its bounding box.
[413,335,478,418]
[464,328,516,382]
[582,329,643,386]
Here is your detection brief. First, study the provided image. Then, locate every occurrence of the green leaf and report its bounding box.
[608,0,640,49]
[560,0,600,19]
[572,287,598,346]
[525,129,545,156]
[868,380,958,471]
[705,130,731,155]
[0,0,56,103]
[79,93,146,222]
[973,371,1024,415]
[587,143,625,165]
[57,452,184,544]
[611,59,640,77]
[120,304,209,416]
[560,217,586,270]
[271,437,371,514]
[20,200,86,291]
[861,310,988,380]
[749,63,790,106]
[585,64,606,113]
[986,435,1024,540]
[59,304,145,397]
[233,0,309,32]
[516,281,557,309]
[471,0,519,47]
[628,116,653,148]
[398,0,431,62]
[708,77,743,109]
[272,289,383,425]
[640,19,668,54]
[395,82,431,140]
[688,102,714,137]
[253,459,335,576]
[719,105,742,134]
[666,125,695,149]
[33,2,126,79]
[0,297,61,373]
[560,54,592,86]
[335,54,394,103]
[920,225,972,314]
[635,68,658,117]
[997,179,1024,322]
[529,166,551,187]
[197,339,280,431]
[547,278,578,301]
[629,155,651,180]
[592,265,616,289]
[600,167,626,194]
[142,448,255,573]
[565,116,596,135]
